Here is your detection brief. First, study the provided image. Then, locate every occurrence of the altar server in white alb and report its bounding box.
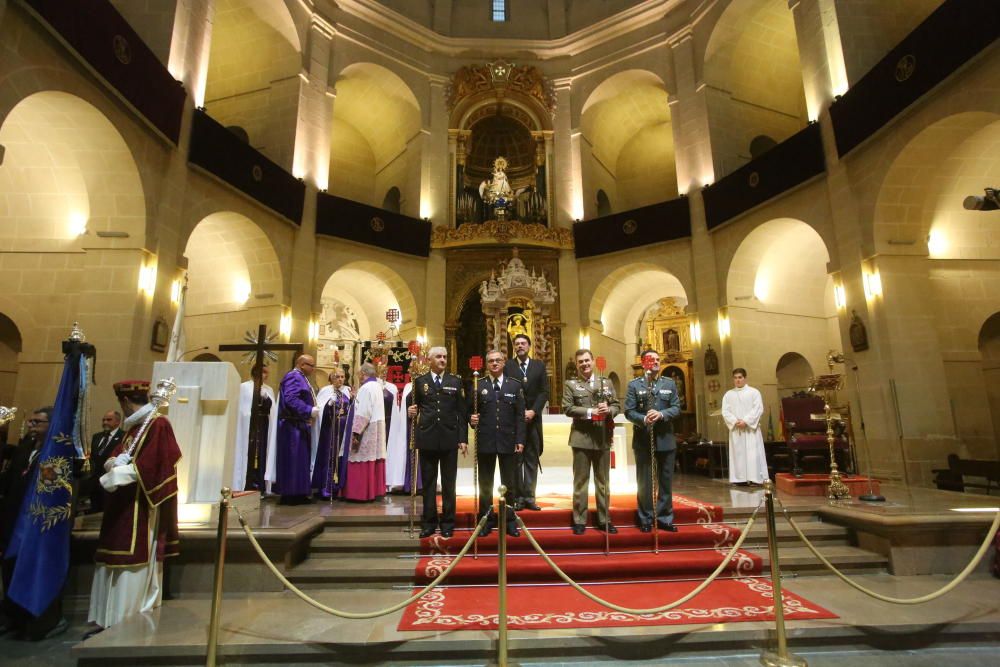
[233,364,279,493]
[721,368,769,486]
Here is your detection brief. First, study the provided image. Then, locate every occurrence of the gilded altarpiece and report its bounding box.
[443,247,563,401]
[634,298,697,435]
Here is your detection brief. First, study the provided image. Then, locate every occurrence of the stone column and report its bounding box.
[788,0,849,121]
[166,0,214,107]
[421,77,450,223]
[552,79,581,226]
[667,29,716,192]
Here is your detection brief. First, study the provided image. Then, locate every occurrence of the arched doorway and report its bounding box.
[979,313,1000,455]
[776,352,813,398]
[0,313,22,442]
[455,287,488,379]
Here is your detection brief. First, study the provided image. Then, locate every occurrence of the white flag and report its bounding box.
[166,276,187,362]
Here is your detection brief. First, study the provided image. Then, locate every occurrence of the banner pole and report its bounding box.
[498,485,509,667]
[206,487,231,667]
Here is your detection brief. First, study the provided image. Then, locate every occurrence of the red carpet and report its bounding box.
[400,492,836,630]
[398,578,838,631]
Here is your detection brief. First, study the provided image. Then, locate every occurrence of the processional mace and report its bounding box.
[469,355,484,560]
[595,356,611,557]
[641,354,660,555]
[407,340,422,538]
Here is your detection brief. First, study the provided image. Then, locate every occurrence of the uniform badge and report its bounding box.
[422,383,430,393]
[481,388,489,395]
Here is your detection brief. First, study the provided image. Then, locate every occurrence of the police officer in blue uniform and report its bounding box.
[624,349,682,532]
[407,346,468,538]
[469,349,525,538]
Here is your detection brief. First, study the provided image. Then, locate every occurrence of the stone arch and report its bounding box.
[703,0,808,173]
[382,186,402,213]
[0,91,146,244]
[203,0,302,164]
[589,263,689,344]
[726,218,833,317]
[319,261,419,341]
[775,351,813,395]
[979,312,1000,449]
[580,69,676,213]
[0,312,23,412]
[329,63,422,210]
[596,189,612,217]
[183,212,283,316]
[874,112,1000,259]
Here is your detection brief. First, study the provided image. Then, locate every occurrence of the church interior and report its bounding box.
[0,0,999,664]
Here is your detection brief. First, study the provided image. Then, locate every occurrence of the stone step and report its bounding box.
[307,519,851,555]
[283,544,885,590]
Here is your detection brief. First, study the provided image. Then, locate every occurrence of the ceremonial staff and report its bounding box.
[407,340,423,538]
[328,387,344,503]
[469,355,483,559]
[595,356,611,557]
[125,377,177,457]
[642,354,659,555]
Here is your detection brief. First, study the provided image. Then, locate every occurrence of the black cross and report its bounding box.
[219,324,304,489]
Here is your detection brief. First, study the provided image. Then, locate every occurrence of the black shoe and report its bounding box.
[513,500,525,511]
[657,521,678,532]
[441,529,454,538]
[572,523,586,535]
[522,501,542,511]
[596,523,618,534]
[638,523,652,533]
[478,525,493,539]
[82,625,104,641]
[506,526,521,538]
[419,527,436,538]
[35,617,68,641]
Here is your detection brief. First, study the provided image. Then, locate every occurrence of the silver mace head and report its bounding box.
[151,377,178,406]
[0,405,16,426]
[69,321,86,342]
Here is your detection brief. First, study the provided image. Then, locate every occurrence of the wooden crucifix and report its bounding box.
[219,324,304,490]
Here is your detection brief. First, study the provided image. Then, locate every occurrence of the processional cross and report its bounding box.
[219,324,305,486]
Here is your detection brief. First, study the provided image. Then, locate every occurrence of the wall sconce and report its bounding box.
[862,269,882,302]
[717,312,731,340]
[279,311,293,339]
[68,212,88,236]
[834,284,847,310]
[927,228,948,256]
[170,279,182,305]
[308,319,319,342]
[689,321,702,345]
[579,331,591,349]
[232,278,251,305]
[138,262,157,297]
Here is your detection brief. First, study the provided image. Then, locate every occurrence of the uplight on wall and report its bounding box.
[862,269,882,302]
[834,284,847,310]
[68,212,88,236]
[689,321,702,345]
[138,262,157,297]
[752,272,768,302]
[717,312,731,340]
[170,279,183,305]
[232,278,251,305]
[579,331,591,349]
[279,311,293,339]
[308,319,320,342]
[927,228,948,257]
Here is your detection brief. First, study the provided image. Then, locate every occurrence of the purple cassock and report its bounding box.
[276,369,315,502]
[312,390,351,499]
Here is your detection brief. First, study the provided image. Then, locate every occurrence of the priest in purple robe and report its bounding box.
[313,368,351,500]
[276,355,318,505]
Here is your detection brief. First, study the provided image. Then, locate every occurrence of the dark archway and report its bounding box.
[382,186,401,213]
[455,288,487,382]
[979,312,1000,452]
[596,189,612,217]
[192,352,222,362]
[0,313,23,443]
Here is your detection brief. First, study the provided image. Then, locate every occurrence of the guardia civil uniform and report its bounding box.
[624,374,682,529]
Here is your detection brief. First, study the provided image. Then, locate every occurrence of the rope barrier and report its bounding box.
[515,500,763,615]
[233,506,489,619]
[778,498,1000,605]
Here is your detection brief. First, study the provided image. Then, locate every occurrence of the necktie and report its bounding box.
[434,375,441,390]
[494,379,501,393]
[98,434,109,454]
[521,361,528,379]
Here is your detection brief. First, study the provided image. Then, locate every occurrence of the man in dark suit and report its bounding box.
[470,349,525,538]
[84,410,123,513]
[407,346,468,538]
[504,333,548,511]
[624,350,682,532]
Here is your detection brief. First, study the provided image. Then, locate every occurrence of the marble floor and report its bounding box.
[5,473,999,665]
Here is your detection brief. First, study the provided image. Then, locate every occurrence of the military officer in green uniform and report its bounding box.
[624,349,682,532]
[562,349,620,535]
[407,346,468,538]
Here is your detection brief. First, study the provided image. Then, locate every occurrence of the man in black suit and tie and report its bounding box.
[407,346,468,538]
[469,349,525,537]
[85,410,123,513]
[504,333,548,511]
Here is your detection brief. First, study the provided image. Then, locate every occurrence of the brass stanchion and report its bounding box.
[206,487,231,667]
[408,409,418,538]
[497,485,511,667]
[760,480,807,667]
[473,367,480,559]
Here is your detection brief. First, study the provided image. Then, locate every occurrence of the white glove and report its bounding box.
[104,456,117,473]
[99,463,138,492]
[311,407,320,420]
[113,452,132,467]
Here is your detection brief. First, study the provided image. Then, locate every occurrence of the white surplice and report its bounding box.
[385,382,412,488]
[233,380,279,490]
[351,380,387,463]
[721,385,769,483]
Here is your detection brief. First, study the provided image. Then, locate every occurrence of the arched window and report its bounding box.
[382,187,401,213]
[596,190,612,217]
[749,135,778,160]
